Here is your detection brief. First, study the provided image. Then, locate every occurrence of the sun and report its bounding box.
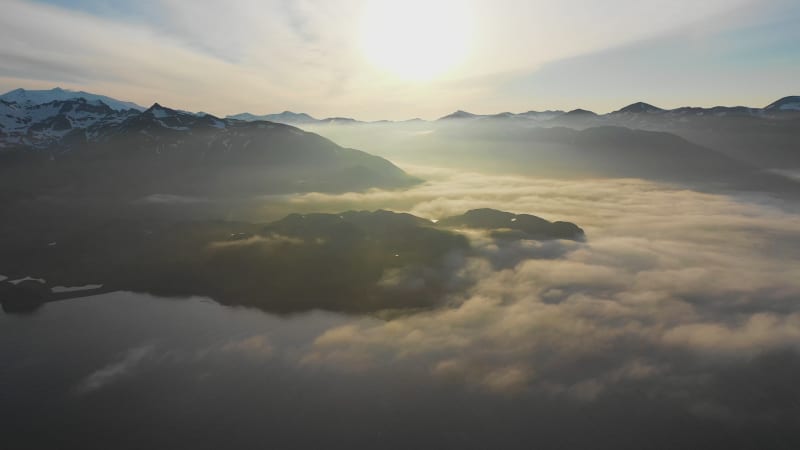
[360,0,472,81]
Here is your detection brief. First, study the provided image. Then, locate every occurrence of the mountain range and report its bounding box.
[3,87,798,131]
[222,94,799,172]
[0,89,419,198]
[2,87,798,196]
[224,97,800,125]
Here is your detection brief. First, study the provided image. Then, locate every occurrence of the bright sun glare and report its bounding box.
[360,0,472,81]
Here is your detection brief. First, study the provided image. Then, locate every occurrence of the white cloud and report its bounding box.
[292,170,800,396]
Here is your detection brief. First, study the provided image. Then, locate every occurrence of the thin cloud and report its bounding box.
[74,345,155,394]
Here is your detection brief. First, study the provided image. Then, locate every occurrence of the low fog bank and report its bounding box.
[284,168,800,425]
[4,167,800,448]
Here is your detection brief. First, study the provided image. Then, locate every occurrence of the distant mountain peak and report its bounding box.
[274,111,315,120]
[226,110,318,124]
[438,110,478,121]
[490,112,516,119]
[144,103,176,116]
[280,110,307,116]
[0,87,145,112]
[615,102,664,114]
[142,103,202,120]
[764,96,800,112]
[564,108,597,117]
[320,116,357,124]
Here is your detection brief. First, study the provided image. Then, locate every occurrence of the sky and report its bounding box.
[0,0,798,119]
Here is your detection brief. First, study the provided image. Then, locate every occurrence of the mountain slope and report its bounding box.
[0,101,420,197]
[363,118,798,193]
[296,95,800,171]
[764,96,800,112]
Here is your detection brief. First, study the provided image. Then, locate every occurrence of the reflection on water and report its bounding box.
[2,290,799,450]
[0,292,366,449]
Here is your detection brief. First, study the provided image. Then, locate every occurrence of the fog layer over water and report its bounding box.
[3,167,800,449]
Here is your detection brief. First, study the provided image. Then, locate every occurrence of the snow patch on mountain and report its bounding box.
[0,97,138,148]
[0,88,144,112]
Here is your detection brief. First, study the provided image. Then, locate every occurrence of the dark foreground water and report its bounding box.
[2,291,799,450]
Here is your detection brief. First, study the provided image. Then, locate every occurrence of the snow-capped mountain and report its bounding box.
[2,87,798,172]
[0,95,419,195]
[0,87,144,112]
[117,103,226,133]
[0,97,138,148]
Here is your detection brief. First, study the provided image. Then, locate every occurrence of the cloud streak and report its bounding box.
[75,344,155,394]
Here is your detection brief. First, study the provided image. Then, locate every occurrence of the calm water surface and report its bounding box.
[2,291,797,449]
